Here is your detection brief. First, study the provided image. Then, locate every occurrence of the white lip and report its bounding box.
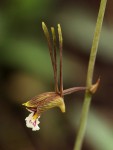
[25,112,40,131]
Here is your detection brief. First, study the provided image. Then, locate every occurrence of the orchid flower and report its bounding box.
[22,22,86,131]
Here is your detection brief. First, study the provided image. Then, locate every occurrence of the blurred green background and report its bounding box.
[0,0,113,150]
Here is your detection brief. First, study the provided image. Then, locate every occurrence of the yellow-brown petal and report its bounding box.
[23,92,65,114]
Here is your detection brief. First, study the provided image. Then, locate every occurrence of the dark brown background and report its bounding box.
[0,0,113,150]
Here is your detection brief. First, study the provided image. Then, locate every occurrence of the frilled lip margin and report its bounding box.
[25,109,40,131]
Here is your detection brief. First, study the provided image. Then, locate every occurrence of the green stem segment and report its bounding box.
[74,0,107,150]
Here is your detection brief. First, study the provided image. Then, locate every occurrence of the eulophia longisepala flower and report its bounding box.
[22,22,87,131]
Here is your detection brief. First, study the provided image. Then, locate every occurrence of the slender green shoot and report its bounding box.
[74,0,107,150]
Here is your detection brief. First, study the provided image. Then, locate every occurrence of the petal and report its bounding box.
[31,117,40,131]
[25,112,40,131]
[25,112,34,128]
[32,125,40,131]
[26,108,34,113]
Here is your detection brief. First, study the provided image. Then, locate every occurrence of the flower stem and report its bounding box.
[63,87,87,96]
[73,0,107,150]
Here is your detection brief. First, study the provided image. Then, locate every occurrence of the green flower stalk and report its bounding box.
[74,0,107,150]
